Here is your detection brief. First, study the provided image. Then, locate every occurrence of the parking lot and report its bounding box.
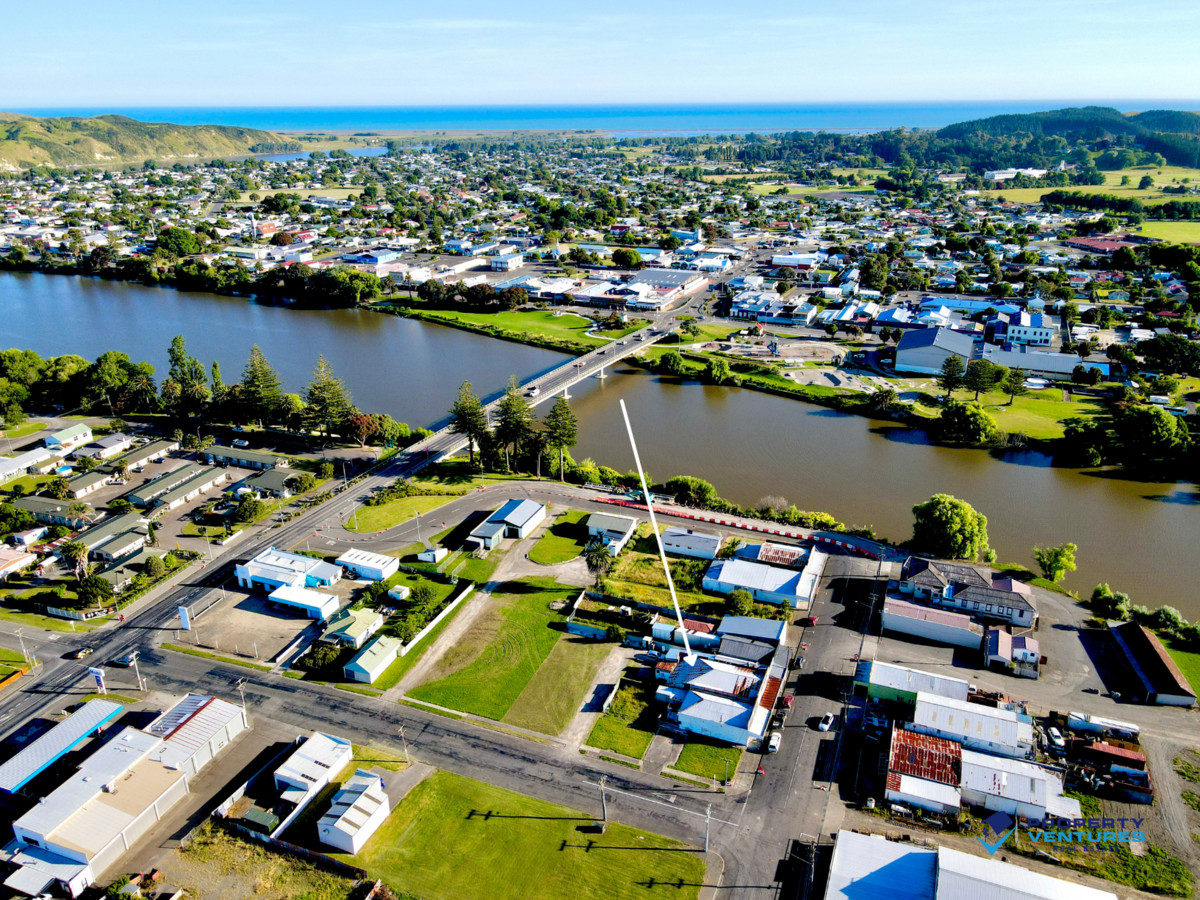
[183,588,333,663]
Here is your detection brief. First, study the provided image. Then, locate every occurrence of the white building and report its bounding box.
[959,749,1081,821]
[881,600,983,650]
[344,636,402,684]
[335,549,400,582]
[702,549,826,609]
[910,692,1034,759]
[585,512,639,556]
[266,584,340,620]
[235,546,342,591]
[274,733,354,807]
[317,770,391,854]
[661,526,723,560]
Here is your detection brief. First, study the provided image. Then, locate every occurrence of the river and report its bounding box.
[1,273,1195,615]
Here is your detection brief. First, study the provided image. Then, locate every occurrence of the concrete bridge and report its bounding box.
[382,324,669,478]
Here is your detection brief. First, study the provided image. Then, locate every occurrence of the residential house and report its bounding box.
[43,424,92,453]
[12,496,97,529]
[322,607,384,649]
[585,511,638,556]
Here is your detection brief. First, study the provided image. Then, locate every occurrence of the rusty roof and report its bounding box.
[888,726,961,786]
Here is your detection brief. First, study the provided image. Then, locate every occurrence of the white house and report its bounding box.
[661,526,723,560]
[343,636,402,684]
[585,512,638,556]
[43,424,92,453]
[317,770,391,854]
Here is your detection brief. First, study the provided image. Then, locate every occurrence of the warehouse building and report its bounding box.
[881,600,983,649]
[467,499,548,550]
[1109,620,1196,706]
[317,770,391,854]
[856,661,970,706]
[335,549,400,582]
[822,830,1118,900]
[274,733,353,808]
[344,636,402,684]
[265,585,340,620]
[236,546,342,591]
[0,699,123,794]
[910,692,1034,759]
[2,694,245,898]
[702,549,826,609]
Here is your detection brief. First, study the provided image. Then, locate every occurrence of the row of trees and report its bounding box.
[448,380,579,477]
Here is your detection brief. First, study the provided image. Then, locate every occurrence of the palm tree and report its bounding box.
[66,501,91,522]
[583,539,614,590]
[58,540,89,581]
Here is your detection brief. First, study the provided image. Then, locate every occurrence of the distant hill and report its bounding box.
[0,113,298,170]
[938,105,1200,140]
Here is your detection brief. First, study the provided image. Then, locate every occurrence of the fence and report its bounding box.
[222,819,368,880]
[397,583,474,657]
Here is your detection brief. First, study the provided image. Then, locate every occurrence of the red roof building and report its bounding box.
[888,726,962,785]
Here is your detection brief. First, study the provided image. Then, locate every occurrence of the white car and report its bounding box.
[766,731,782,753]
[232,439,250,448]
[818,712,835,732]
[1046,727,1066,751]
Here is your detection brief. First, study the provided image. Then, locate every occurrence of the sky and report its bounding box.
[4,0,1199,108]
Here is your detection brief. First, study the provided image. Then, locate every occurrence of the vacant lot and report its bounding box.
[586,681,659,759]
[346,493,456,533]
[605,530,719,615]
[1136,221,1200,244]
[673,737,743,782]
[529,509,589,564]
[503,635,611,735]
[158,821,356,900]
[339,771,705,900]
[408,578,572,719]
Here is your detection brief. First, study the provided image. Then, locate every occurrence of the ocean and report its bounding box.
[10,101,1197,136]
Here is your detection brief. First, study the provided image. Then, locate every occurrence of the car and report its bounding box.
[801,616,818,627]
[782,693,794,709]
[1046,727,1066,751]
[232,439,250,448]
[112,651,139,667]
[70,647,94,660]
[818,712,835,732]
[766,730,782,753]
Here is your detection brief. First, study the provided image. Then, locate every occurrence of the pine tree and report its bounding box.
[543,395,578,482]
[241,345,283,425]
[495,376,533,471]
[449,381,487,467]
[303,355,352,440]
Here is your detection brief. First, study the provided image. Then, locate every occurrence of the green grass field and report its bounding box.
[0,605,90,632]
[396,306,644,347]
[336,771,704,900]
[673,738,743,782]
[528,509,589,564]
[503,635,611,735]
[408,578,573,719]
[605,536,721,615]
[1165,639,1200,696]
[1134,221,1200,244]
[346,493,456,533]
[984,165,1200,206]
[586,683,659,759]
[0,421,46,441]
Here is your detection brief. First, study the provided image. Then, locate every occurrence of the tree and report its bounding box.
[77,574,113,608]
[45,476,71,500]
[963,359,998,400]
[935,355,965,397]
[449,381,488,467]
[911,494,989,560]
[870,387,898,412]
[583,539,615,589]
[659,350,686,376]
[937,400,998,445]
[233,496,268,524]
[346,412,379,448]
[726,589,753,616]
[663,475,719,507]
[1001,367,1029,405]
[59,540,89,581]
[240,345,282,425]
[303,355,353,440]
[705,357,734,385]
[1139,332,1200,375]
[612,248,643,269]
[495,376,534,470]
[1033,542,1078,583]
[1138,175,1154,190]
[161,335,209,418]
[543,396,578,483]
[1090,583,1131,620]
[155,227,199,258]
[144,554,166,579]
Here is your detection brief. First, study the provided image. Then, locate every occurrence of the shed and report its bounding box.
[266,585,340,620]
[335,549,400,582]
[585,512,638,556]
[661,527,723,560]
[318,770,391,854]
[344,636,402,684]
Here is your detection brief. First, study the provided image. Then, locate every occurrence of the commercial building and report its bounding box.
[144,467,228,516]
[0,700,123,794]
[335,549,400,582]
[75,512,149,561]
[318,770,390,854]
[235,546,342,591]
[885,727,962,815]
[881,600,983,650]
[1108,620,1196,706]
[894,327,975,375]
[856,661,970,706]
[981,343,1110,381]
[124,462,207,507]
[585,511,638,556]
[12,496,96,529]
[910,692,1034,759]
[467,499,547,550]
[959,749,1081,820]
[822,830,1118,900]
[199,446,284,470]
[661,526,723,560]
[0,448,56,484]
[266,584,340,620]
[3,694,245,898]
[343,636,402,684]
[715,615,788,647]
[702,549,826,609]
[0,545,37,581]
[273,733,354,807]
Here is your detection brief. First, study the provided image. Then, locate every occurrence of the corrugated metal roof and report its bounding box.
[888,727,961,785]
[0,699,123,793]
[935,844,1117,900]
[150,695,244,771]
[825,831,936,900]
[867,661,970,701]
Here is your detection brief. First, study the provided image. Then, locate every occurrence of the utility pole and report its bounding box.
[235,678,247,723]
[397,724,409,763]
[132,657,146,692]
[15,629,28,665]
[599,775,608,830]
[704,803,712,852]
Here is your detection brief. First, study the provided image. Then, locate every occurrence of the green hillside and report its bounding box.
[0,113,298,169]
[938,105,1200,140]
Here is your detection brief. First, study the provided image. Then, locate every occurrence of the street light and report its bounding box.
[397,724,409,763]
[15,629,28,665]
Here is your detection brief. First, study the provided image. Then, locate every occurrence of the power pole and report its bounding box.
[15,629,28,665]
[599,775,608,831]
[397,724,409,763]
[235,678,248,724]
[704,803,712,853]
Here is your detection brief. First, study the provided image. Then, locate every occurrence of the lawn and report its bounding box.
[1165,639,1200,696]
[1135,221,1200,245]
[0,420,46,441]
[528,509,589,564]
[346,493,456,534]
[407,458,537,494]
[408,578,573,719]
[604,533,720,615]
[390,520,506,585]
[0,604,90,632]
[673,737,743,783]
[394,306,645,348]
[502,635,611,735]
[586,682,659,759]
[335,771,705,900]
[374,590,474,692]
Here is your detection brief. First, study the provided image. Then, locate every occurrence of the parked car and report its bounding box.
[818,712,835,732]
[801,616,818,627]
[766,731,782,753]
[1046,727,1066,752]
[782,693,794,709]
[232,439,250,448]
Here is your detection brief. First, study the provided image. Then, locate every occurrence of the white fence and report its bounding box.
[398,583,474,657]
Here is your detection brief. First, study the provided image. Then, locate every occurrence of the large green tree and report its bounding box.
[161,335,209,417]
[449,381,487,467]
[937,400,998,446]
[1033,542,1078,583]
[495,376,534,471]
[1001,367,1029,405]
[911,493,990,560]
[303,355,352,440]
[935,355,965,397]
[963,359,999,400]
[240,345,283,425]
[543,395,578,482]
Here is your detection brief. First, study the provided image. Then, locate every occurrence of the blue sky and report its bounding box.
[5,0,1198,107]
